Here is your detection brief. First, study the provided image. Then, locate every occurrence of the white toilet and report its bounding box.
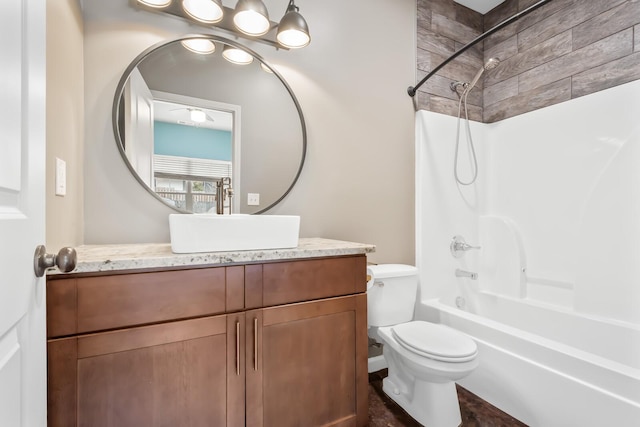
[367,264,478,427]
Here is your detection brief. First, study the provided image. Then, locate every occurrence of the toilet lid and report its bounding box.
[391,321,478,362]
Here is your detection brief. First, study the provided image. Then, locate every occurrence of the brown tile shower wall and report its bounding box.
[415,0,484,121]
[415,0,640,123]
[483,0,640,122]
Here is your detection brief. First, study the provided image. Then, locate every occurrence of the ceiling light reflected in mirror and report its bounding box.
[189,109,207,122]
[222,45,254,65]
[180,38,216,54]
[138,0,172,8]
[154,100,232,131]
[180,38,261,66]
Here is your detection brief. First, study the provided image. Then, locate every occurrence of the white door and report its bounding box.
[0,0,47,426]
[125,68,155,188]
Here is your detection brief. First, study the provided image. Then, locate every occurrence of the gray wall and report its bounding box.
[82,0,417,264]
[46,0,84,249]
[416,0,640,123]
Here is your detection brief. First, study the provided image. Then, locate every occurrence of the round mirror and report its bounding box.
[113,35,306,214]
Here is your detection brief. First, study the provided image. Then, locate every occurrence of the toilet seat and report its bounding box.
[391,321,477,363]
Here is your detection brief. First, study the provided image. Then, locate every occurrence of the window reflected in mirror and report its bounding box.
[155,177,231,213]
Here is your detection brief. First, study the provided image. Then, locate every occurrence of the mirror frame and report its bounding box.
[112,34,307,214]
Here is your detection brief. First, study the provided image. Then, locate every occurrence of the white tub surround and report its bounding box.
[47,238,375,274]
[415,79,640,425]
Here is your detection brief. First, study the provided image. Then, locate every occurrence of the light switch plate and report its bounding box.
[247,193,260,206]
[55,157,66,196]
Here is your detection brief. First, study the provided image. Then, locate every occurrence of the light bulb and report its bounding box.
[276,3,310,49]
[182,0,224,23]
[277,28,310,48]
[233,0,270,36]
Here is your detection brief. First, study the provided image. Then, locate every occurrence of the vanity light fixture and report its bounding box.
[180,38,216,54]
[222,45,254,65]
[276,0,310,49]
[233,0,271,37]
[138,0,172,8]
[181,0,224,24]
[134,0,311,50]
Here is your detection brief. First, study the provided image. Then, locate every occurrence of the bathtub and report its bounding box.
[415,80,640,426]
[415,294,640,426]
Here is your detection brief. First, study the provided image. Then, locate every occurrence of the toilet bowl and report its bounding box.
[367,264,478,427]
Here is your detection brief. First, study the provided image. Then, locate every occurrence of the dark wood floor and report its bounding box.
[368,370,528,427]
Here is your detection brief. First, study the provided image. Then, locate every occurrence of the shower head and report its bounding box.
[484,57,500,70]
[466,57,500,93]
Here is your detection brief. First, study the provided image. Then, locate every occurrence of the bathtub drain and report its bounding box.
[455,296,466,309]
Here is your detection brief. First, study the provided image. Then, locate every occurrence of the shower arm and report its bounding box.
[407,0,554,97]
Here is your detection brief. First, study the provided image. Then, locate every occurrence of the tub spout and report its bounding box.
[455,269,478,280]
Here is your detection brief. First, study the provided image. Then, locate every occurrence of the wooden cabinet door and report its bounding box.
[246,294,368,427]
[48,314,246,427]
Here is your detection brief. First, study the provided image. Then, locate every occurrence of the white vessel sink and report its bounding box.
[169,214,300,253]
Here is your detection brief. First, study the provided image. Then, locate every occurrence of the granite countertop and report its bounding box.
[49,238,376,275]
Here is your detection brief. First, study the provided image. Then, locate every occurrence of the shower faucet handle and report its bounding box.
[450,235,481,258]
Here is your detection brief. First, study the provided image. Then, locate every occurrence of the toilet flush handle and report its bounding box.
[366,273,384,290]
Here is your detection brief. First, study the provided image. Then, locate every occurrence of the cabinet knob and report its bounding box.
[33,245,77,277]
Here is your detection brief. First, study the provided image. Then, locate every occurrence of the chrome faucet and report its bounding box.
[215,177,233,215]
[450,235,481,258]
[455,269,478,280]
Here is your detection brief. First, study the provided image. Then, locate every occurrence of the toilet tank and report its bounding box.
[367,264,418,327]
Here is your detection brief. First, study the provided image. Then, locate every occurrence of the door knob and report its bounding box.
[33,245,77,277]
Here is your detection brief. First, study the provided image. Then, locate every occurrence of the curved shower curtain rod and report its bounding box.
[407,0,554,97]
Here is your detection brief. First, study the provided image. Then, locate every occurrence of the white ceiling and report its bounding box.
[453,0,506,14]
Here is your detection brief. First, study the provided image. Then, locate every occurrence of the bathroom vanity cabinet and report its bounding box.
[46,246,370,427]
